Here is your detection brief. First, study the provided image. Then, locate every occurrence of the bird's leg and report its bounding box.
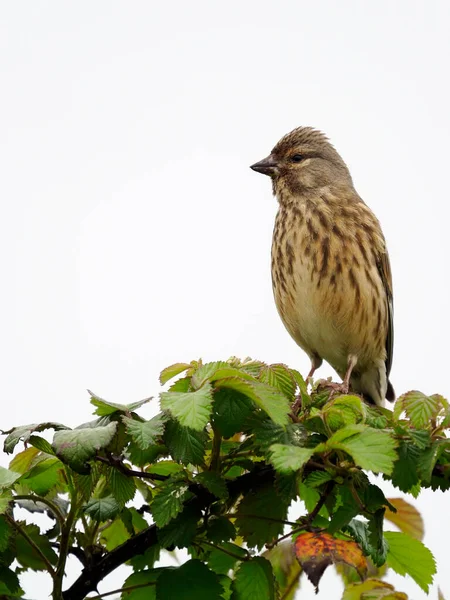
[317,354,358,397]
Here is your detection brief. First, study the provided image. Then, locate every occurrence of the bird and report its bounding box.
[250,126,394,407]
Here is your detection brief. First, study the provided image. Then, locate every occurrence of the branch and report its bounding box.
[63,464,275,600]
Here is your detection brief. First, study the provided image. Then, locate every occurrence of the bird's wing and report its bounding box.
[377,250,394,378]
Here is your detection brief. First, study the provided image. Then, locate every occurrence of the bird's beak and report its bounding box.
[250,154,278,176]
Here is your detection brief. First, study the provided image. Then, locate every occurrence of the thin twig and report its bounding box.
[304,481,335,525]
[209,425,221,471]
[5,514,56,579]
[200,539,250,561]
[227,513,298,527]
[86,581,156,599]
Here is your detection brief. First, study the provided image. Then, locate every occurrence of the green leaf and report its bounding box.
[52,422,117,473]
[385,531,436,593]
[326,425,397,474]
[235,483,289,549]
[89,391,151,416]
[83,496,122,521]
[100,517,130,551]
[160,362,191,385]
[156,559,223,600]
[322,395,366,431]
[206,543,242,575]
[418,439,450,483]
[121,567,165,599]
[0,516,11,552]
[396,391,444,428]
[259,364,296,400]
[160,383,213,431]
[164,419,207,465]
[129,544,161,572]
[207,516,236,544]
[9,446,40,474]
[127,442,167,468]
[0,490,13,514]
[252,419,307,451]
[147,461,183,477]
[195,472,229,500]
[212,388,254,438]
[368,508,388,566]
[3,422,69,453]
[391,441,421,492]
[303,471,333,488]
[191,361,230,389]
[232,557,275,600]
[28,435,56,455]
[151,477,193,528]
[108,467,136,505]
[0,566,21,596]
[157,504,201,549]
[20,457,64,496]
[215,378,289,426]
[15,522,58,570]
[0,466,21,490]
[122,413,167,450]
[269,444,313,473]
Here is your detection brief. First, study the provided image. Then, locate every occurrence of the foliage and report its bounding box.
[0,357,448,599]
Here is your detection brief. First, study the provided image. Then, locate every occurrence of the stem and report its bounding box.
[267,526,304,549]
[305,481,334,524]
[86,581,156,599]
[54,470,80,599]
[209,426,221,471]
[200,539,249,561]
[13,494,65,527]
[228,513,298,526]
[5,514,56,579]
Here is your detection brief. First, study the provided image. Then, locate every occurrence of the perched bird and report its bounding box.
[250,127,394,406]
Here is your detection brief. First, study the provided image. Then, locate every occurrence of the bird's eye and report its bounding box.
[290,154,304,163]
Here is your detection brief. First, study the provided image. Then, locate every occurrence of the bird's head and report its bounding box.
[250,127,353,197]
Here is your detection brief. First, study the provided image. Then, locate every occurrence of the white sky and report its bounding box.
[1,1,449,598]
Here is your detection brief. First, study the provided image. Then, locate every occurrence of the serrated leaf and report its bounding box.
[0,490,13,514]
[127,442,167,468]
[0,466,21,490]
[52,422,117,473]
[129,544,161,572]
[252,419,307,451]
[160,384,213,431]
[195,472,229,499]
[0,566,22,595]
[385,531,436,593]
[122,413,167,449]
[368,508,388,566]
[160,362,191,385]
[15,522,58,570]
[215,378,289,426]
[212,388,254,438]
[269,444,313,473]
[263,541,301,600]
[9,446,40,474]
[156,559,223,600]
[232,557,276,600]
[322,395,366,431]
[417,439,450,483]
[385,498,424,540]
[164,419,207,465]
[108,467,136,505]
[151,477,192,527]
[326,425,397,474]
[83,496,121,521]
[396,391,443,428]
[147,461,183,477]
[304,471,333,488]
[100,517,130,551]
[190,361,230,389]
[2,422,69,454]
[157,504,201,549]
[206,543,241,575]
[89,392,152,416]
[391,441,421,492]
[235,483,289,549]
[259,364,296,400]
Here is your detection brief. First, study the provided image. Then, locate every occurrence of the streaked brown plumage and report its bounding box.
[251,127,394,406]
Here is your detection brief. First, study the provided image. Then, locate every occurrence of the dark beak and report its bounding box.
[250,154,278,176]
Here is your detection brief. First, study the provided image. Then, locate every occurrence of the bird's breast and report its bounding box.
[271,200,388,372]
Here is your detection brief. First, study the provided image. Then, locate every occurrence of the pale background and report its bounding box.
[1,1,449,598]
